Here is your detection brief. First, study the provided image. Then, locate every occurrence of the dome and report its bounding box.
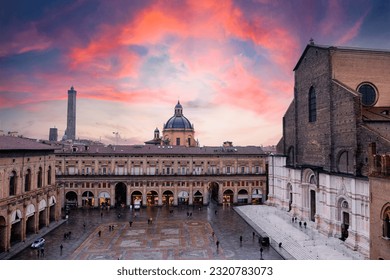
[163,101,193,130]
[164,115,193,129]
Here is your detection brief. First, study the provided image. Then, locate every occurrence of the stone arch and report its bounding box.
[178,190,189,205]
[251,188,263,204]
[25,204,36,236]
[0,216,6,252]
[337,196,351,241]
[82,191,94,207]
[302,168,317,185]
[237,189,249,204]
[10,209,23,245]
[193,190,203,205]
[336,149,354,174]
[114,182,127,207]
[65,191,78,208]
[147,190,158,206]
[380,203,390,238]
[209,182,220,203]
[99,191,111,207]
[162,190,174,206]
[223,189,234,204]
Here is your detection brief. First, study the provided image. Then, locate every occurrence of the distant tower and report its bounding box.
[49,127,58,141]
[64,86,77,140]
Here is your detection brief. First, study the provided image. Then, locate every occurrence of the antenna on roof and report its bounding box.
[309,38,315,45]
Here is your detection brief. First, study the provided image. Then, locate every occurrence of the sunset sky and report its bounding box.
[1,0,389,146]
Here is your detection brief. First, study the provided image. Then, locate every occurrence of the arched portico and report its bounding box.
[237,189,249,204]
[178,191,189,205]
[223,189,233,204]
[82,191,94,207]
[114,182,127,207]
[162,190,174,206]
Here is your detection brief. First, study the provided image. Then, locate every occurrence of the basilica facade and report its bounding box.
[269,43,390,258]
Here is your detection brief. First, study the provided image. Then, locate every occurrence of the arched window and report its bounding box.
[383,207,390,238]
[37,167,43,188]
[47,166,52,185]
[308,87,317,122]
[287,146,295,166]
[337,151,353,174]
[10,171,17,196]
[25,169,31,192]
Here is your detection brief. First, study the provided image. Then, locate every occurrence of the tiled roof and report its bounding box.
[0,136,56,151]
[56,144,266,156]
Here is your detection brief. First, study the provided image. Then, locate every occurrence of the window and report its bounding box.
[37,167,43,188]
[176,138,180,146]
[25,169,31,192]
[10,171,17,196]
[308,87,317,122]
[47,166,52,185]
[383,207,390,238]
[188,137,191,146]
[358,83,377,106]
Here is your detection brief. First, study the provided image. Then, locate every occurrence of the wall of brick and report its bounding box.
[331,49,390,106]
[369,176,390,260]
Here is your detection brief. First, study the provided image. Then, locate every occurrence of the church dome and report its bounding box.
[163,101,193,130]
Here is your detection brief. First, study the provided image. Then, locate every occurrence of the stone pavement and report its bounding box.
[7,203,283,260]
[235,205,367,260]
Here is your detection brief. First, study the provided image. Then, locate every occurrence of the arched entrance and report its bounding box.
[48,196,56,222]
[131,191,143,206]
[65,191,78,208]
[25,204,36,237]
[38,200,47,230]
[0,216,6,252]
[223,189,233,204]
[10,209,22,245]
[82,191,94,207]
[115,182,127,207]
[251,188,263,204]
[193,190,203,205]
[162,190,174,206]
[178,191,189,205]
[237,189,249,204]
[338,199,350,241]
[209,182,219,203]
[99,191,111,208]
[310,189,316,222]
[147,191,158,206]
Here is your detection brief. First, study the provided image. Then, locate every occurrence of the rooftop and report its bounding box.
[0,136,56,151]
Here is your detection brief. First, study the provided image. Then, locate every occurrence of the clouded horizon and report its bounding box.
[1,0,389,146]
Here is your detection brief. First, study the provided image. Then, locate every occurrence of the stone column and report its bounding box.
[158,185,163,206]
[189,182,193,205]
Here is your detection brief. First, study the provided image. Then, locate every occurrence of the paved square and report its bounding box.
[70,220,225,260]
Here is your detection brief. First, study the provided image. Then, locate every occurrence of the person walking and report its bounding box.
[60,244,63,255]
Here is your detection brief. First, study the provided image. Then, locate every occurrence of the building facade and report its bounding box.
[55,143,267,209]
[0,136,60,253]
[270,43,390,258]
[368,143,390,260]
